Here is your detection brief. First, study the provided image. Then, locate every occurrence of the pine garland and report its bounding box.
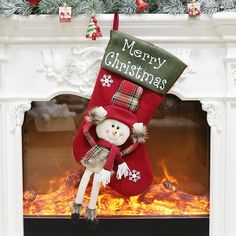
[79,0,105,14]
[111,0,137,14]
[160,0,186,14]
[0,0,236,17]
[0,0,35,17]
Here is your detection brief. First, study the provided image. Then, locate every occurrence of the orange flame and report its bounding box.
[160,160,179,192]
[23,169,209,217]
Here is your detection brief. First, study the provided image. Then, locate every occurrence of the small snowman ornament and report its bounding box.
[71,103,147,224]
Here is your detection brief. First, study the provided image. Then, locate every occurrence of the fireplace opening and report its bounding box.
[22,94,210,219]
[23,94,210,235]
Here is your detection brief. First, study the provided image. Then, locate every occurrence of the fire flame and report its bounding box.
[23,168,209,217]
[160,160,179,193]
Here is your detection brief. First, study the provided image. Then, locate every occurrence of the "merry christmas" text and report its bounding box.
[104,38,168,91]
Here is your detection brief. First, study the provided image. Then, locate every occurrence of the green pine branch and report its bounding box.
[161,0,186,14]
[38,0,64,15]
[37,0,80,15]
[69,0,81,15]
[201,0,218,14]
[79,0,105,14]
[103,0,115,13]
[0,0,35,17]
[111,0,137,14]
[201,0,236,14]
[145,0,159,13]
[221,0,236,12]
[0,0,236,17]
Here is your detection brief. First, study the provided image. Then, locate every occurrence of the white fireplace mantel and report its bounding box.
[1,13,236,236]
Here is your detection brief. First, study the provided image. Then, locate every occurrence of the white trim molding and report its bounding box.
[0,45,7,90]
[11,102,31,132]
[201,101,222,132]
[225,102,236,236]
[37,46,104,98]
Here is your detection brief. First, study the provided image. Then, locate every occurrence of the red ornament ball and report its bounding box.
[136,0,149,12]
[28,0,41,5]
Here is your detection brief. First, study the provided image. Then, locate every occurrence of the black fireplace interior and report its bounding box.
[24,218,209,236]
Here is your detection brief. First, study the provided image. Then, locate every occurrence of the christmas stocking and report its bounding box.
[73,13,187,196]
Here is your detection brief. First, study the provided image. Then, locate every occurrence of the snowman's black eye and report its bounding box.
[116,126,120,130]
[112,124,115,128]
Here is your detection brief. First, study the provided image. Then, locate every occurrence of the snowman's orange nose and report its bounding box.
[112,130,117,135]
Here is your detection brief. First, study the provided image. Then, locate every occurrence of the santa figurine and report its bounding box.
[71,80,147,224]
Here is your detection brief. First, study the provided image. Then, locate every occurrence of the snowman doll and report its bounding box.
[71,81,147,223]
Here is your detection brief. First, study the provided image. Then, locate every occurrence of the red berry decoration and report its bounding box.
[28,0,41,5]
[136,0,149,12]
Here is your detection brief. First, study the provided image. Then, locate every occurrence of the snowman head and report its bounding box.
[96,119,130,146]
[86,106,147,146]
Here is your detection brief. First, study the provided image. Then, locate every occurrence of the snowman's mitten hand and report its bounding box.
[98,169,111,187]
[116,162,130,180]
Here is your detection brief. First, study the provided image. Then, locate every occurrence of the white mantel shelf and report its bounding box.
[0,13,236,236]
[0,13,236,44]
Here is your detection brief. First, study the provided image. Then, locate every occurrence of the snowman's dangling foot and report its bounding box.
[71,203,82,223]
[85,207,99,229]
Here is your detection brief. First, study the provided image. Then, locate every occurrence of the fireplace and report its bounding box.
[22,94,209,235]
[22,94,210,218]
[0,13,236,236]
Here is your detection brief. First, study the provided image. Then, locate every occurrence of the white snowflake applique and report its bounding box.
[129,170,141,183]
[100,74,113,87]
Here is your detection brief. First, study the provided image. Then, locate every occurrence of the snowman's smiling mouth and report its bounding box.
[107,134,119,141]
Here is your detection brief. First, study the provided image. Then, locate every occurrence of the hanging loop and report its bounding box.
[113,11,119,31]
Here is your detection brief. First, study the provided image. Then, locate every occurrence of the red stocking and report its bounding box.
[73,13,187,196]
